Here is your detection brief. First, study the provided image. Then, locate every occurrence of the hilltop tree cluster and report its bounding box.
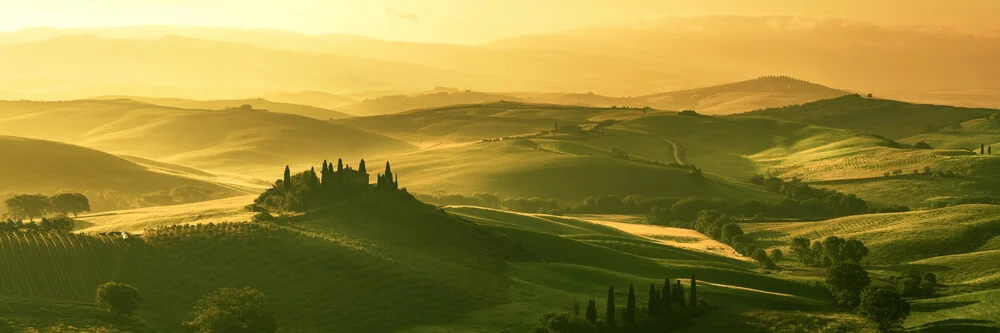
[537,275,707,332]
[254,159,401,213]
[3,193,90,221]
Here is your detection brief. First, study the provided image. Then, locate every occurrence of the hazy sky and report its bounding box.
[1,0,998,43]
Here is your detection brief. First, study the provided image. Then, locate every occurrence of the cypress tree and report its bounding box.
[661,278,672,312]
[626,284,636,323]
[689,275,698,307]
[982,144,986,155]
[606,286,615,326]
[647,283,659,316]
[321,161,329,189]
[359,159,367,174]
[337,158,344,172]
[674,281,685,307]
[282,165,292,192]
[585,299,597,324]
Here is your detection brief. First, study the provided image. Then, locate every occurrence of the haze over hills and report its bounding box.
[90,96,352,120]
[0,99,414,173]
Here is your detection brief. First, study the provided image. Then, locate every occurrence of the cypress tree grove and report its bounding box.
[689,275,698,307]
[283,166,292,192]
[647,283,659,316]
[626,284,636,323]
[585,299,597,324]
[661,278,672,312]
[606,286,616,325]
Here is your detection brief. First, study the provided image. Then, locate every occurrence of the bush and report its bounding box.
[252,211,274,223]
[96,282,141,317]
[184,287,277,333]
[534,312,598,333]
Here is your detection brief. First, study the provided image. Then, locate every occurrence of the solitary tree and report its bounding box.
[625,284,636,323]
[661,278,672,312]
[826,262,871,308]
[585,299,597,324]
[49,193,90,217]
[5,194,51,222]
[283,166,292,192]
[184,287,277,333]
[606,286,615,325]
[689,275,698,307]
[858,287,910,333]
[96,282,141,317]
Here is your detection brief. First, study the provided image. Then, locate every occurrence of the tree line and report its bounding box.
[536,275,708,333]
[0,216,75,233]
[3,193,90,221]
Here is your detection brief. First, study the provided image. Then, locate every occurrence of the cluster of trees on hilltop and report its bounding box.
[787,237,911,333]
[536,275,708,333]
[253,159,402,213]
[3,193,90,221]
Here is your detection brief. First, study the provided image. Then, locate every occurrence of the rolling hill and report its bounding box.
[91,96,352,120]
[740,95,997,139]
[0,99,415,174]
[0,136,244,199]
[640,76,850,115]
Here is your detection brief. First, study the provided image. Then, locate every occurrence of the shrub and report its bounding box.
[252,211,274,223]
[96,282,141,317]
[184,287,277,333]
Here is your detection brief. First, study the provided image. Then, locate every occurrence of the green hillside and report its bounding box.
[741,95,995,139]
[0,99,414,173]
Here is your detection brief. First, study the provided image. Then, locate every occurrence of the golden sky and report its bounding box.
[1,0,998,43]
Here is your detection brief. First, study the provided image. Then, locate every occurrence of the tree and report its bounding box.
[647,283,659,316]
[39,216,74,232]
[585,299,597,324]
[858,287,910,333]
[625,284,636,323]
[826,262,871,308]
[791,237,813,265]
[661,278,672,313]
[753,249,776,269]
[184,287,277,333]
[605,286,615,325]
[719,223,744,244]
[769,248,784,262]
[49,193,90,217]
[282,166,292,192]
[920,272,937,296]
[359,159,367,174]
[96,282,141,317]
[982,144,986,155]
[673,281,685,307]
[4,194,51,222]
[337,158,344,172]
[689,275,698,307]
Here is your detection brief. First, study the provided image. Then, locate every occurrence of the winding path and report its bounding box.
[664,138,685,165]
